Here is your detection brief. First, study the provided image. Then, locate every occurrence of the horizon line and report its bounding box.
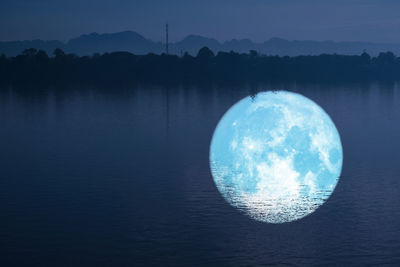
[2,30,400,46]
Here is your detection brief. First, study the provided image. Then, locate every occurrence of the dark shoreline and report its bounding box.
[2,47,400,85]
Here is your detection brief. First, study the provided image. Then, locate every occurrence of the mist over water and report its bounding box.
[1,82,400,266]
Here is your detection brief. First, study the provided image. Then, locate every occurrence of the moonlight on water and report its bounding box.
[210,91,343,223]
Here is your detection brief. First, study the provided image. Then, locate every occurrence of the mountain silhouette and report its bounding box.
[2,30,400,57]
[172,35,221,55]
[67,31,163,55]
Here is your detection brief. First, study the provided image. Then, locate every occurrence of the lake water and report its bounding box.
[1,82,400,266]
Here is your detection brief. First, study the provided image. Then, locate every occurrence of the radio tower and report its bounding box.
[166,23,169,55]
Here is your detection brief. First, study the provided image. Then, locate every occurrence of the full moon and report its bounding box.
[210,91,343,223]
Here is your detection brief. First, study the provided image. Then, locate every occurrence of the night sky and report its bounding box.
[1,0,400,43]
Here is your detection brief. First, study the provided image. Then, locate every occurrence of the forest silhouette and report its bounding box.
[0,47,399,84]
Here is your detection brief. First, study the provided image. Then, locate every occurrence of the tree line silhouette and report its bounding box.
[1,47,400,84]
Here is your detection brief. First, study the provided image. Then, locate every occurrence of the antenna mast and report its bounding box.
[166,23,169,55]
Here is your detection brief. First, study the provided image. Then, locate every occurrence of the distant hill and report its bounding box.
[67,31,163,55]
[2,30,400,57]
[171,35,221,55]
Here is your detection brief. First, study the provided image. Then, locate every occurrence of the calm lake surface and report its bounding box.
[1,82,400,266]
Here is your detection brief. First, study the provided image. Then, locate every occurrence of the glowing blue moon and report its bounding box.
[210,91,343,223]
